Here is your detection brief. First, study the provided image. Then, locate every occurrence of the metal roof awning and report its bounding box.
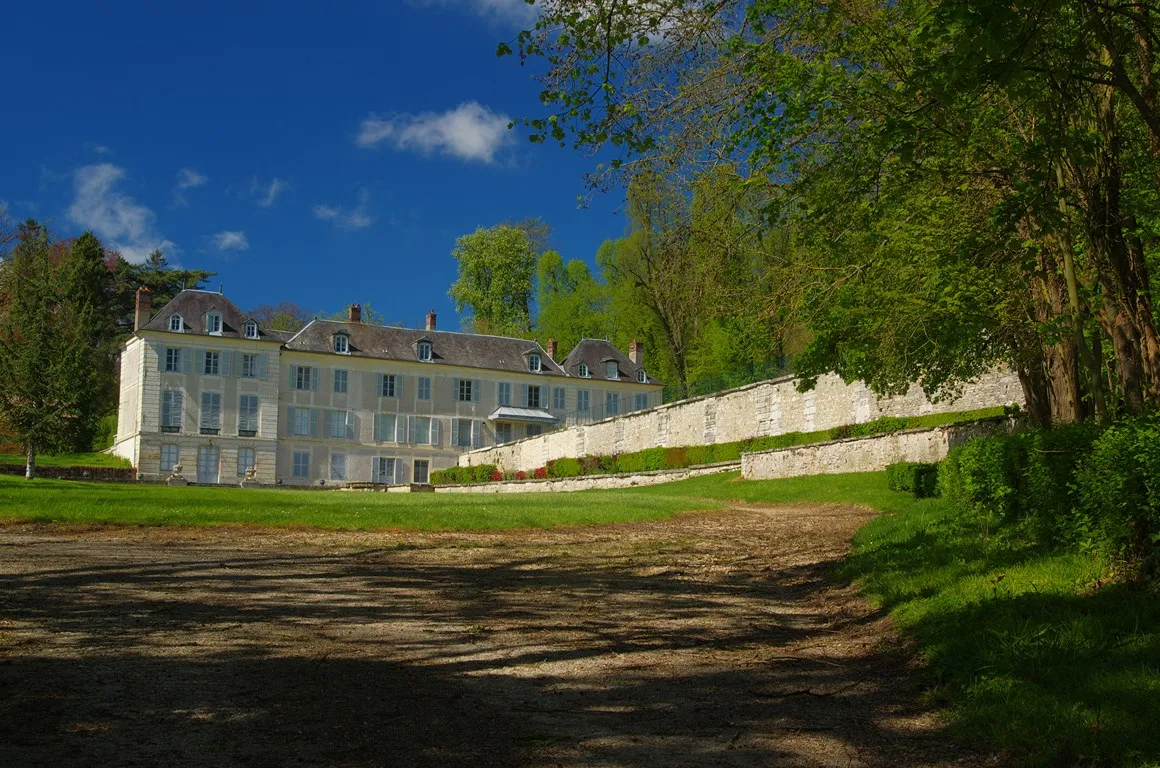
[488,406,558,424]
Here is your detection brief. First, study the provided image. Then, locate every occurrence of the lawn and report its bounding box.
[0,452,131,468]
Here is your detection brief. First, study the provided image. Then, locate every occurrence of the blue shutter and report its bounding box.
[472,420,482,448]
[154,343,164,372]
[395,375,403,399]
[311,367,320,391]
[452,378,460,402]
[309,408,320,436]
[395,415,407,443]
[194,349,206,375]
[520,383,529,407]
[257,354,268,379]
[430,419,441,447]
[290,365,298,389]
[373,414,382,442]
[287,406,297,434]
[345,411,356,440]
[450,418,459,446]
[473,380,481,402]
[220,350,232,377]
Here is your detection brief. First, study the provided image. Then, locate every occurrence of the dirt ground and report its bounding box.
[0,504,993,768]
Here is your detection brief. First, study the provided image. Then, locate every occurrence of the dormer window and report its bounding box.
[578,362,589,378]
[168,314,184,332]
[637,369,647,384]
[529,353,541,373]
[418,341,432,361]
[244,321,258,339]
[334,334,349,354]
[606,361,619,380]
[206,312,222,335]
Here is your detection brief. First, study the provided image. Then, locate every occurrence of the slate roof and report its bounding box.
[561,339,661,385]
[141,290,289,343]
[284,319,570,378]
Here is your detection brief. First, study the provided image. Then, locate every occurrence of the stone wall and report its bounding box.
[741,419,1010,480]
[461,369,1024,473]
[434,461,740,494]
[0,464,136,482]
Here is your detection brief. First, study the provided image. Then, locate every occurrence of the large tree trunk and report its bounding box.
[25,441,36,480]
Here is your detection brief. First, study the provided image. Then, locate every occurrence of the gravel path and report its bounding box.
[0,505,990,767]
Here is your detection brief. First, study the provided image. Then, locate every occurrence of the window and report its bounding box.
[418,341,432,361]
[291,407,313,436]
[413,459,430,485]
[637,369,648,384]
[605,361,619,380]
[374,413,397,442]
[334,369,348,394]
[417,376,431,401]
[375,457,397,484]
[206,312,222,335]
[237,447,256,477]
[605,392,619,416]
[413,416,432,445]
[526,424,543,438]
[495,423,513,444]
[379,374,396,397]
[578,362,589,378]
[242,353,258,378]
[634,393,649,411]
[199,392,221,434]
[330,453,347,480]
[161,390,183,432]
[334,334,349,354]
[292,451,310,478]
[552,387,566,410]
[203,351,220,376]
[327,410,350,439]
[529,353,541,372]
[238,394,259,436]
[497,382,511,406]
[577,390,590,413]
[244,321,258,339]
[294,365,314,390]
[526,385,542,409]
[457,379,473,402]
[168,315,183,332]
[165,348,183,372]
[456,418,473,448]
[160,444,179,472]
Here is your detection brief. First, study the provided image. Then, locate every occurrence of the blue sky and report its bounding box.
[1,0,627,327]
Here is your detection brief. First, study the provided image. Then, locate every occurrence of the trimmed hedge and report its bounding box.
[886,462,939,498]
[431,464,497,486]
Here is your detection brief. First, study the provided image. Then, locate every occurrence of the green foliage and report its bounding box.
[535,252,610,354]
[615,447,665,473]
[546,457,583,478]
[1022,422,1102,546]
[91,414,118,452]
[886,462,939,498]
[938,436,1026,536]
[432,465,497,486]
[0,452,130,469]
[448,225,538,336]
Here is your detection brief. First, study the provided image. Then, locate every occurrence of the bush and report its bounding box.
[547,457,583,478]
[1023,421,1102,546]
[663,446,690,468]
[617,447,665,473]
[515,470,527,481]
[597,454,619,474]
[1075,412,1160,562]
[491,470,504,482]
[939,435,1026,536]
[533,466,547,480]
[579,455,601,475]
[471,464,496,484]
[886,462,940,498]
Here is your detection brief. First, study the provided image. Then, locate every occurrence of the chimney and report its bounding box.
[629,338,643,366]
[426,310,437,331]
[348,304,362,323]
[134,287,152,331]
[546,338,557,360]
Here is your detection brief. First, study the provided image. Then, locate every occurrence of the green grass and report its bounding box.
[0,473,722,531]
[0,452,131,468]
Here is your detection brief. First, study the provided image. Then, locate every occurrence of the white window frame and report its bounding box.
[529,353,541,372]
[168,315,183,332]
[292,407,312,437]
[380,373,396,397]
[637,369,647,383]
[242,353,258,378]
[244,321,259,339]
[413,459,430,485]
[577,389,590,413]
[526,385,542,409]
[456,418,473,448]
[418,341,432,361]
[165,347,182,372]
[161,389,183,432]
[292,450,310,478]
[160,444,179,472]
[497,382,511,406]
[606,361,618,380]
[206,312,222,335]
[238,394,260,435]
[635,393,649,411]
[552,387,565,410]
[375,457,397,484]
[495,423,513,445]
[294,366,313,391]
[417,376,431,401]
[375,413,397,443]
[200,391,222,434]
[334,334,349,354]
[578,362,590,378]
[413,416,432,445]
[327,409,349,439]
[526,424,543,438]
[334,369,348,394]
[606,392,619,416]
[330,452,347,481]
[203,350,220,376]
[237,447,256,477]
[457,379,473,402]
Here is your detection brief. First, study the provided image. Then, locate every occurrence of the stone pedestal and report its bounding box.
[239,480,262,488]
[409,483,435,493]
[166,478,189,486]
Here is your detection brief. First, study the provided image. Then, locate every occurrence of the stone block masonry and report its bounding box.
[460,369,1025,473]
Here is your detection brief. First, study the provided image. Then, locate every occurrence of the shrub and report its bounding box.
[579,455,601,475]
[829,424,854,440]
[597,454,619,474]
[548,457,583,478]
[533,466,547,480]
[617,447,665,473]
[663,446,690,468]
[430,469,448,485]
[939,435,1026,536]
[515,470,527,481]
[1075,412,1160,563]
[490,470,504,482]
[1023,421,1102,546]
[471,464,496,484]
[849,416,911,438]
[886,462,939,498]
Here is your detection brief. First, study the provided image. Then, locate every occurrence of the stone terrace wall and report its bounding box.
[434,461,740,494]
[741,419,1011,480]
[0,464,136,482]
[460,369,1024,473]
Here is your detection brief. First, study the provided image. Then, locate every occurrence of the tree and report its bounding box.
[0,222,101,477]
[535,250,612,354]
[448,225,538,336]
[250,302,314,332]
[61,232,116,449]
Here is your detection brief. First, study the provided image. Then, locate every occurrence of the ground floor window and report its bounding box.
[330,452,347,481]
[526,424,543,438]
[375,457,396,484]
[605,392,619,416]
[160,444,179,472]
[495,422,513,444]
[196,446,220,484]
[634,393,649,411]
[413,459,430,484]
[292,450,310,478]
[237,447,256,477]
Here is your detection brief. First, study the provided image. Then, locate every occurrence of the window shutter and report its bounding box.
[397,459,409,484]
[473,380,481,402]
[450,418,459,446]
[395,375,403,398]
[195,349,206,375]
[154,343,165,372]
[396,415,407,443]
[375,373,383,397]
[521,383,529,407]
[311,367,320,391]
[453,378,460,401]
[257,354,268,379]
[309,408,320,437]
[345,411,356,440]
[287,406,297,434]
[180,348,191,373]
[220,350,231,377]
[324,410,335,437]
[472,420,482,448]
[373,414,382,442]
[409,417,419,444]
[430,419,440,447]
[290,365,298,388]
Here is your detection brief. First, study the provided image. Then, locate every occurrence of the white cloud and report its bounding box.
[66,163,177,263]
[85,142,112,155]
[356,101,514,164]
[313,189,374,231]
[249,176,288,208]
[409,0,536,26]
[212,230,250,251]
[176,168,208,189]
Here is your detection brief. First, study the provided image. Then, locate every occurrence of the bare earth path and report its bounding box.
[0,504,989,767]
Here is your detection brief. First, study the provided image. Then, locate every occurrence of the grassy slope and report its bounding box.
[0,452,132,468]
[0,474,722,531]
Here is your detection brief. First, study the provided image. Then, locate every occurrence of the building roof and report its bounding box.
[488,406,558,424]
[283,319,570,377]
[561,338,661,385]
[141,290,290,342]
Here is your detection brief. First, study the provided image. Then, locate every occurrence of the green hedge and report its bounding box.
[885,462,939,498]
[431,464,497,486]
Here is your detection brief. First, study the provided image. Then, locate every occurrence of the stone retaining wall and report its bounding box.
[0,464,136,482]
[434,461,740,494]
[741,419,1012,480]
[462,369,1024,473]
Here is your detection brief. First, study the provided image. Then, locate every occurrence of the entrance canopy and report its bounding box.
[488,406,558,425]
